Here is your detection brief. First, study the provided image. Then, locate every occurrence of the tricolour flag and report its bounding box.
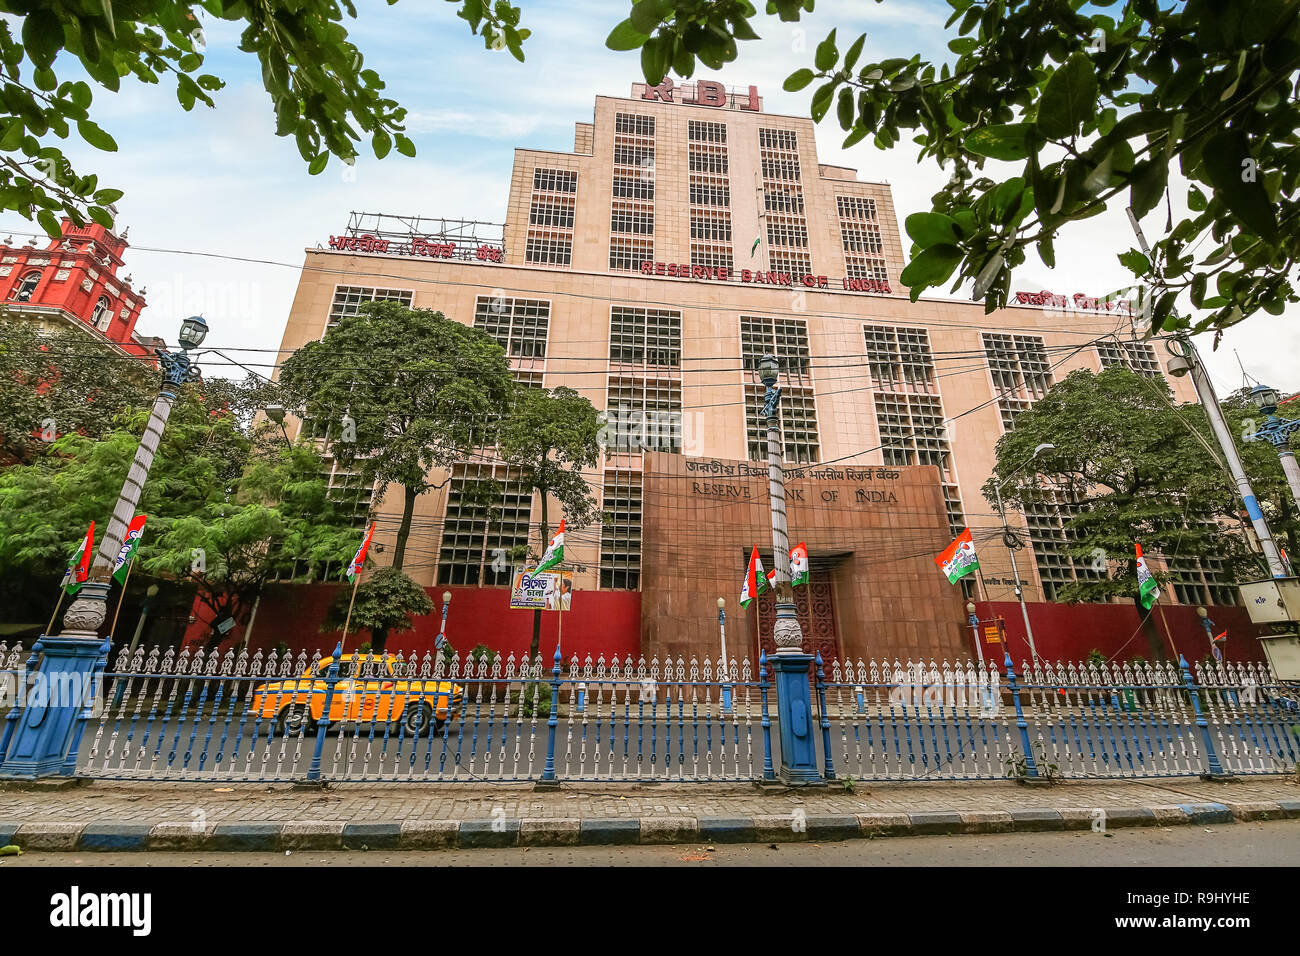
[935,528,979,585]
[1136,542,1158,610]
[346,521,376,583]
[111,515,147,585]
[740,546,760,608]
[536,519,565,573]
[750,235,762,257]
[790,542,810,587]
[63,521,95,594]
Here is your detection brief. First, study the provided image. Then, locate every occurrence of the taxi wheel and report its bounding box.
[276,704,314,736]
[402,702,435,736]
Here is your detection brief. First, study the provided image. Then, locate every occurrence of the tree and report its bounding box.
[0,0,529,233]
[986,366,1297,658]
[144,441,360,644]
[278,300,514,572]
[321,566,433,654]
[0,316,153,464]
[605,0,1300,336]
[497,385,601,660]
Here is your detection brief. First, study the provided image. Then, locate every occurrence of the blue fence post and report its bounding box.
[306,642,343,783]
[759,650,775,781]
[1179,654,1230,780]
[0,640,41,764]
[815,651,835,780]
[1004,653,1038,778]
[541,645,562,782]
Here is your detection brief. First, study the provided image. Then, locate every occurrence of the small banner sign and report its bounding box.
[510,569,573,610]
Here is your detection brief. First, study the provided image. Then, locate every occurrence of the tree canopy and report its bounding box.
[277,299,515,571]
[604,0,1300,337]
[321,565,434,653]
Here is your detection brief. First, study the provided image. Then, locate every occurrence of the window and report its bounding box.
[690,209,732,242]
[1166,552,1238,606]
[612,175,655,200]
[765,216,808,248]
[760,156,802,181]
[863,325,935,392]
[532,168,577,193]
[982,332,1053,430]
[845,257,890,281]
[91,296,112,332]
[744,385,819,464]
[609,307,681,367]
[609,236,654,272]
[741,315,811,383]
[759,128,798,151]
[767,250,812,275]
[688,145,729,174]
[689,180,730,206]
[600,470,642,590]
[524,233,573,266]
[874,393,964,535]
[327,286,414,330]
[473,296,550,358]
[840,222,883,256]
[1022,489,1107,601]
[321,462,375,528]
[610,201,654,235]
[690,243,734,272]
[615,113,655,137]
[836,195,878,220]
[437,465,532,587]
[529,196,575,229]
[764,186,805,214]
[1097,340,1162,377]
[606,376,682,454]
[688,120,727,143]
[13,270,40,302]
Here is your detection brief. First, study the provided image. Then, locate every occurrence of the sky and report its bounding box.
[3,0,1297,398]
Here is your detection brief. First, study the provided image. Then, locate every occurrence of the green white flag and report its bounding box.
[790,542,809,587]
[1136,542,1158,610]
[536,519,565,573]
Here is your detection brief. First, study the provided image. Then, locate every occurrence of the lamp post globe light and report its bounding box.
[1245,384,1300,514]
[0,317,207,778]
[758,353,821,784]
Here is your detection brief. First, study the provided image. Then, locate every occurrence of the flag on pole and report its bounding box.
[346,522,376,583]
[1136,542,1158,610]
[935,528,979,585]
[536,519,565,573]
[750,235,761,257]
[111,515,147,585]
[63,521,95,594]
[790,542,810,587]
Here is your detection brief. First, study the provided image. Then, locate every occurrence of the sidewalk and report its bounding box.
[0,776,1296,851]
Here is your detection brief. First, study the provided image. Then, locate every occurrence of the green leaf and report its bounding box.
[844,34,866,71]
[1129,160,1169,220]
[1036,52,1098,140]
[641,35,668,86]
[810,82,834,122]
[395,134,416,158]
[1201,131,1279,244]
[964,123,1034,161]
[307,152,329,175]
[899,244,963,289]
[606,19,649,52]
[784,68,815,92]
[629,0,666,34]
[836,87,854,129]
[904,212,959,249]
[1117,249,1151,275]
[372,129,391,159]
[88,205,114,228]
[76,119,117,152]
[815,28,837,71]
[22,10,62,69]
[36,208,61,237]
[948,37,977,55]
[92,188,123,204]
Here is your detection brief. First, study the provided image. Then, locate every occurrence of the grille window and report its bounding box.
[529,196,575,228]
[836,195,878,220]
[874,392,963,535]
[532,168,577,193]
[1098,340,1162,377]
[612,175,655,200]
[741,315,811,383]
[615,113,656,137]
[765,216,808,248]
[983,332,1053,431]
[689,180,730,206]
[688,120,727,143]
[609,236,654,271]
[744,384,819,464]
[690,243,734,271]
[606,376,683,454]
[525,167,577,267]
[688,145,729,174]
[767,250,812,275]
[322,462,375,528]
[863,325,935,392]
[600,470,642,590]
[1023,489,1108,602]
[759,128,798,150]
[473,295,549,359]
[610,201,655,235]
[609,306,681,367]
[845,257,890,281]
[437,465,533,587]
[326,286,414,330]
[690,209,732,241]
[524,233,572,266]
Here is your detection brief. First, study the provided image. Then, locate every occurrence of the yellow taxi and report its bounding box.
[249,654,463,736]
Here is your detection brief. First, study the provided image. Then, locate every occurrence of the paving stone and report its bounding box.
[698,817,758,843]
[280,821,344,850]
[1008,809,1064,831]
[1058,808,1101,831]
[1099,807,1157,828]
[148,821,214,850]
[856,812,911,837]
[78,823,153,851]
[958,810,1014,833]
[400,820,460,849]
[209,823,282,851]
[1180,802,1236,825]
[1148,805,1190,826]
[520,818,580,846]
[459,819,519,848]
[15,822,84,850]
[638,815,698,844]
[341,822,401,850]
[580,818,639,845]
[907,811,963,835]
[751,814,808,842]
[805,814,862,841]
[1225,801,1285,822]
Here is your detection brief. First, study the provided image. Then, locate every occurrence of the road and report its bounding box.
[5,819,1299,866]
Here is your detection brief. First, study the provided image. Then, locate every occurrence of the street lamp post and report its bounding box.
[991,442,1053,665]
[717,597,733,714]
[758,353,821,785]
[0,316,207,778]
[1244,384,1300,515]
[436,590,452,652]
[966,601,986,669]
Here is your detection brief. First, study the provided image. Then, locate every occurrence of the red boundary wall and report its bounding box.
[969,600,1268,666]
[182,583,642,665]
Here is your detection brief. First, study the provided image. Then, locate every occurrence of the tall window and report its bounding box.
[606,377,683,454]
[982,332,1053,430]
[1021,488,1108,601]
[525,167,577,266]
[473,295,549,359]
[609,306,681,367]
[327,286,414,330]
[874,393,963,534]
[741,315,818,463]
[91,296,112,332]
[437,465,533,587]
[838,195,889,282]
[600,470,642,589]
[610,113,655,271]
[688,120,732,272]
[759,127,808,275]
[1097,340,1161,377]
[13,270,40,301]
